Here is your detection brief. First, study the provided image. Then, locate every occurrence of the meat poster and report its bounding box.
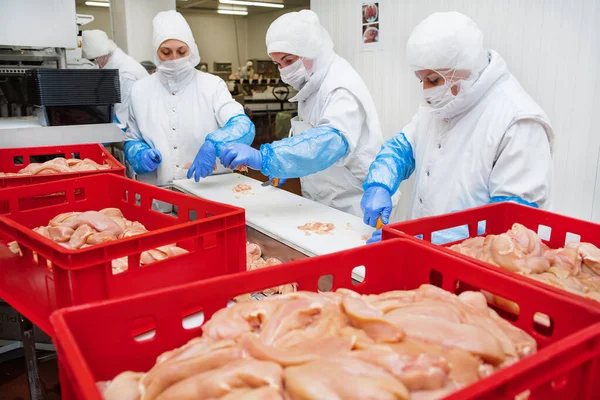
[361,2,381,51]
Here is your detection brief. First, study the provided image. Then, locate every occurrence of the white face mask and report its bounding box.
[157,56,195,82]
[279,58,308,90]
[423,83,456,108]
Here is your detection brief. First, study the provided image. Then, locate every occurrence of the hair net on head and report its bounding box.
[152,10,200,66]
[265,10,334,60]
[81,30,117,60]
[406,12,488,75]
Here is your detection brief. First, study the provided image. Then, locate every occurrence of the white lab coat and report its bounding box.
[104,48,148,125]
[126,70,244,186]
[403,50,554,220]
[289,54,384,217]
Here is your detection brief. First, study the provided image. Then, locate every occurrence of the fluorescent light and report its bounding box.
[85,1,110,7]
[217,9,248,15]
[219,0,284,9]
[218,6,248,12]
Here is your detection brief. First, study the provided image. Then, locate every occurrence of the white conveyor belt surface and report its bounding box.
[174,174,375,280]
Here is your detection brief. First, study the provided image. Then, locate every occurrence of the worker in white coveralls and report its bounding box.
[218,10,384,217]
[362,12,554,243]
[82,30,148,126]
[124,10,255,186]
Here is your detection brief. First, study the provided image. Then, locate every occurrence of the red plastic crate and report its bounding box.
[0,174,246,334]
[51,238,600,400]
[382,203,600,302]
[382,202,600,248]
[0,144,124,188]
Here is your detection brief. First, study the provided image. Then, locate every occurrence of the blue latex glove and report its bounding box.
[361,186,392,227]
[187,141,217,182]
[140,149,162,172]
[220,143,262,171]
[259,126,348,179]
[124,140,161,174]
[367,229,382,244]
[363,132,415,194]
[274,178,287,187]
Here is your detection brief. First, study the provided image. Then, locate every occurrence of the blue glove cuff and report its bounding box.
[206,114,255,157]
[258,126,348,179]
[125,140,154,174]
[363,132,415,194]
[489,196,539,208]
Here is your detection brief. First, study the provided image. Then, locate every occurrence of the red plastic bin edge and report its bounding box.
[381,202,600,307]
[50,238,600,400]
[0,173,246,335]
[0,144,125,188]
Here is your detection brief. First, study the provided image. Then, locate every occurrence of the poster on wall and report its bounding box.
[361,2,381,51]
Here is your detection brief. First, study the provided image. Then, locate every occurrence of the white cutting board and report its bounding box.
[174,174,374,278]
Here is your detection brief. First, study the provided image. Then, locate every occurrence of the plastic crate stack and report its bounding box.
[0,174,246,334]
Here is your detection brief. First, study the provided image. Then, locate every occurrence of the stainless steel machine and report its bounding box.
[0,2,124,148]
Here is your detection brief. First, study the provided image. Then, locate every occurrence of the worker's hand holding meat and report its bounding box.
[220,143,262,171]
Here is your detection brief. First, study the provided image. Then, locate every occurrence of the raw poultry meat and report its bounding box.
[98,371,143,400]
[234,243,296,301]
[100,285,535,400]
[0,157,110,176]
[449,223,600,302]
[297,222,335,236]
[232,184,252,193]
[7,208,187,274]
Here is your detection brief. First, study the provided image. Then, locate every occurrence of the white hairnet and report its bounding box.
[152,10,200,67]
[266,10,334,60]
[406,12,488,74]
[81,30,117,60]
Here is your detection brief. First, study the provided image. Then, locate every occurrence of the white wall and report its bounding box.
[75,7,257,71]
[111,0,176,62]
[312,0,600,222]
[183,12,248,73]
[77,6,112,34]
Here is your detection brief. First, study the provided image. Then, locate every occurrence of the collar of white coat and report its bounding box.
[430,50,506,120]
[289,51,336,103]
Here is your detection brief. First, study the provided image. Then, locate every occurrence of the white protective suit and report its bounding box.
[126,11,244,186]
[266,10,384,216]
[403,12,554,219]
[82,30,148,125]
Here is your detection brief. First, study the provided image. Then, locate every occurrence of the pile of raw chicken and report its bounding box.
[8,208,187,273]
[233,243,296,301]
[98,284,536,400]
[450,223,600,301]
[0,157,110,176]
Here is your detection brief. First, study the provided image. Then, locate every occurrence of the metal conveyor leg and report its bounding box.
[19,314,44,400]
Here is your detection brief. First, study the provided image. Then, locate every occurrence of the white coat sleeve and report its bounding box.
[362,111,420,194]
[115,73,137,125]
[212,79,245,127]
[489,119,552,208]
[318,88,365,152]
